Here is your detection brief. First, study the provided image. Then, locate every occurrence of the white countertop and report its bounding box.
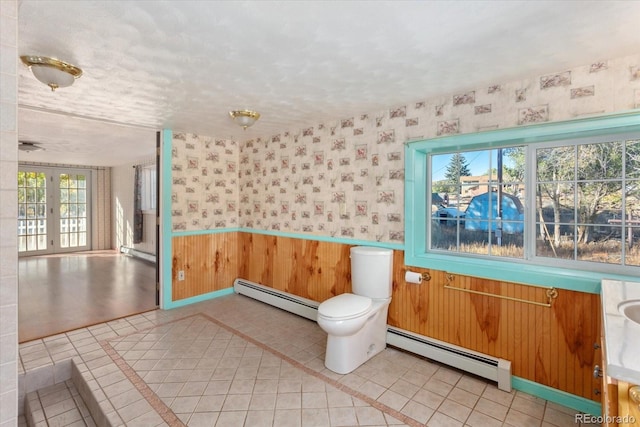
[601,279,640,385]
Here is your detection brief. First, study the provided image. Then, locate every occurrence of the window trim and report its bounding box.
[140,164,157,214]
[404,111,640,293]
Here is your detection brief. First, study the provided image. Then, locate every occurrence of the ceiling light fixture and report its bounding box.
[229,109,260,130]
[20,55,83,91]
[18,141,44,152]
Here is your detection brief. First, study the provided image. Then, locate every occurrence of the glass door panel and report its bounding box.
[18,169,51,255]
[57,172,89,252]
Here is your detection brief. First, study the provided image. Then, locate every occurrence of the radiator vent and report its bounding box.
[119,246,156,263]
[386,326,511,391]
[233,279,318,321]
[232,278,511,391]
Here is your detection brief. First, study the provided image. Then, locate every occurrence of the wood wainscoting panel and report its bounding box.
[171,232,239,301]
[238,233,352,301]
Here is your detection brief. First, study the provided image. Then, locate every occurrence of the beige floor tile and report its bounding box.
[301,407,330,426]
[446,386,479,408]
[221,393,252,411]
[504,407,543,427]
[47,407,83,427]
[455,375,487,396]
[480,385,514,408]
[329,406,358,426]
[543,405,579,426]
[377,389,410,411]
[389,378,420,399]
[215,410,246,426]
[195,394,225,412]
[186,411,220,427]
[358,380,387,400]
[432,367,463,386]
[245,409,275,427]
[302,391,328,409]
[426,411,463,427]
[204,379,231,395]
[117,398,155,423]
[474,397,509,421]
[169,395,200,413]
[465,409,504,427]
[510,394,545,419]
[274,408,302,427]
[327,390,355,408]
[425,377,454,397]
[437,398,471,422]
[355,406,387,425]
[400,400,435,424]
[279,378,303,393]
[249,393,276,410]
[412,388,445,410]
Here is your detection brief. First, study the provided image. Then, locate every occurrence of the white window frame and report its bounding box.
[141,164,157,214]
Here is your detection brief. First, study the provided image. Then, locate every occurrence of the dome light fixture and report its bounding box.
[229,109,260,130]
[20,55,83,91]
[18,141,44,152]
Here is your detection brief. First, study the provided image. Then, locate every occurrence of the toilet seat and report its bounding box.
[318,293,372,320]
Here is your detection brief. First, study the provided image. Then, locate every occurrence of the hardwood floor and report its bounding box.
[18,250,157,343]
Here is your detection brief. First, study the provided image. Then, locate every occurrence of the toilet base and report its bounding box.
[324,305,389,374]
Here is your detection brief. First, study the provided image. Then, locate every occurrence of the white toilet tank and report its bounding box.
[350,246,393,299]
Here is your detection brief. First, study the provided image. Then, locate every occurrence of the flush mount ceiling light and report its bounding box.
[18,141,44,152]
[20,55,83,91]
[229,109,260,130]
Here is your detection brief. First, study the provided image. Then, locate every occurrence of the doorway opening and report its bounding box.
[18,143,160,342]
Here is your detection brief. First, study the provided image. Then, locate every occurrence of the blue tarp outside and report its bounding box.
[464,191,524,234]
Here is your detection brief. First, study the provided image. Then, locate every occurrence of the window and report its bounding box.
[405,113,640,290]
[141,164,157,213]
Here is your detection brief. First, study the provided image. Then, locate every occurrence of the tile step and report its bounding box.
[24,378,96,427]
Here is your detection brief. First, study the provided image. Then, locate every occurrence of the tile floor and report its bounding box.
[19,293,599,426]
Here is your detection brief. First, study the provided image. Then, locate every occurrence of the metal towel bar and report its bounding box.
[443,273,558,308]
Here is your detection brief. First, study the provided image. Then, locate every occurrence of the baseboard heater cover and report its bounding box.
[232,277,511,391]
[233,278,319,321]
[119,246,156,263]
[387,326,511,391]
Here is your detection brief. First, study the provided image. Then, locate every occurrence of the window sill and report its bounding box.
[403,251,640,294]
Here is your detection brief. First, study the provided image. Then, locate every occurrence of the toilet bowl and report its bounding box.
[317,246,393,375]
[317,295,390,374]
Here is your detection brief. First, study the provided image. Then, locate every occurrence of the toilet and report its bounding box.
[317,246,393,374]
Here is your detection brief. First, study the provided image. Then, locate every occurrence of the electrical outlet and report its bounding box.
[339,202,346,216]
[178,270,185,281]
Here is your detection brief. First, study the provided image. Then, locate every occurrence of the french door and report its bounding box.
[18,167,91,256]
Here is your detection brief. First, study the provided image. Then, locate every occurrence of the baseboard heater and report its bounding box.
[232,278,511,391]
[233,278,319,321]
[119,246,156,264]
[386,326,511,391]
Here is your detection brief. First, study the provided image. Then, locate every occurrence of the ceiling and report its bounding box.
[17,1,640,167]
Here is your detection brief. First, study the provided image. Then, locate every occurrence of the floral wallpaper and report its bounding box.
[171,133,238,231]
[173,53,640,242]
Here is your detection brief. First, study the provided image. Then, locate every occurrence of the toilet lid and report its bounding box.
[318,293,372,319]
